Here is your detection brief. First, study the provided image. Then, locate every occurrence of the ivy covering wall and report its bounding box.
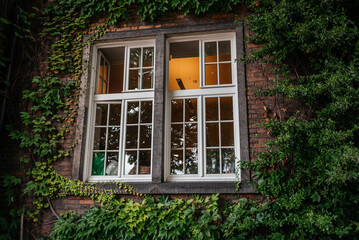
[1,0,358,239]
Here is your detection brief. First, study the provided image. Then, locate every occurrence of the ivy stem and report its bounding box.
[47,197,60,219]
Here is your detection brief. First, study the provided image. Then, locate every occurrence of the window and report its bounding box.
[84,40,155,182]
[166,33,239,181]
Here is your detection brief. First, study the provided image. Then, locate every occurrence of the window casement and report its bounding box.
[84,39,155,182]
[165,33,240,182]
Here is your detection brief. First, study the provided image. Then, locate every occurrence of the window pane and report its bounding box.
[185,98,197,122]
[222,148,235,174]
[206,123,219,147]
[169,41,199,91]
[185,123,197,148]
[205,42,217,63]
[140,101,152,123]
[171,150,183,174]
[130,48,141,68]
[142,47,154,67]
[220,97,233,120]
[139,125,152,148]
[219,41,231,62]
[127,102,139,124]
[142,68,153,89]
[93,127,106,150]
[105,153,118,175]
[129,69,139,90]
[126,126,138,149]
[95,104,108,126]
[139,150,151,175]
[185,149,198,174]
[171,99,183,122]
[219,63,232,85]
[206,149,220,174]
[109,104,121,125]
[107,127,120,150]
[92,152,105,175]
[171,124,183,148]
[221,122,234,146]
[205,64,218,85]
[205,98,218,121]
[125,151,137,175]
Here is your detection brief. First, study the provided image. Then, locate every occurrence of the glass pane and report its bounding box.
[219,63,232,85]
[171,124,183,149]
[109,104,121,125]
[127,102,139,124]
[141,101,152,123]
[97,76,103,94]
[139,125,152,148]
[219,41,231,62]
[92,152,105,175]
[107,127,120,150]
[205,42,217,63]
[205,98,218,121]
[129,69,139,90]
[185,98,197,122]
[185,123,197,148]
[171,150,183,174]
[171,99,183,122]
[222,148,235,174]
[206,149,220,174]
[125,151,137,175]
[143,47,154,67]
[220,97,233,120]
[130,48,141,68]
[126,126,138,149]
[206,123,219,147]
[142,68,153,89]
[221,122,234,146]
[205,64,218,85]
[93,127,106,150]
[104,63,108,81]
[168,41,199,91]
[185,149,198,174]
[95,104,108,126]
[139,150,151,175]
[105,153,118,176]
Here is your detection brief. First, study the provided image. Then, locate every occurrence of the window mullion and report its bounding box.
[137,101,141,175]
[218,97,222,174]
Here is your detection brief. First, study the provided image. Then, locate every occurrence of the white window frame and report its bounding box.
[83,39,155,182]
[165,32,240,182]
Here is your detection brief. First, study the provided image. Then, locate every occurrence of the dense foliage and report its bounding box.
[2,0,358,239]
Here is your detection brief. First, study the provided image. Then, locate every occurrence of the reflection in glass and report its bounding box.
[185,123,197,148]
[171,124,183,148]
[130,48,141,68]
[109,104,121,125]
[140,125,152,148]
[206,123,219,147]
[205,98,218,121]
[92,152,105,175]
[129,69,139,90]
[127,102,139,124]
[143,47,154,67]
[185,149,198,174]
[219,63,232,85]
[95,104,108,126]
[142,69,153,89]
[105,153,118,175]
[220,97,233,120]
[219,41,231,62]
[221,122,234,146]
[126,126,138,149]
[206,149,220,174]
[205,64,218,85]
[171,100,183,122]
[125,151,137,175]
[205,42,217,63]
[171,150,183,174]
[185,99,197,122]
[93,127,106,150]
[222,148,235,174]
[107,127,120,150]
[141,101,152,123]
[139,150,151,174]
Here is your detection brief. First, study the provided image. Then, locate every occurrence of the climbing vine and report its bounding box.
[3,0,359,239]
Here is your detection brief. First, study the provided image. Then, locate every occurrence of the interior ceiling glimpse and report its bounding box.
[170,41,199,59]
[100,47,125,62]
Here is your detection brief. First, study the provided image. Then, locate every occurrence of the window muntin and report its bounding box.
[166,33,238,181]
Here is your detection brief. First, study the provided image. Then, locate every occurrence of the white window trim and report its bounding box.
[165,32,240,182]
